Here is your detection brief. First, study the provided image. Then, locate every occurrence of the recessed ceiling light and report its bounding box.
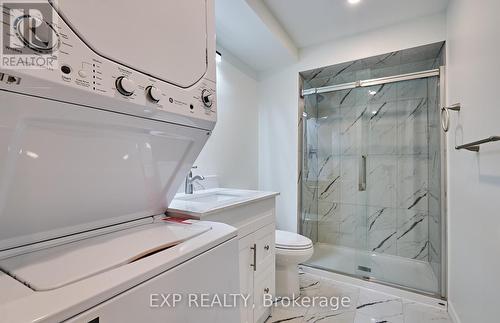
[348,0,361,4]
[368,90,377,96]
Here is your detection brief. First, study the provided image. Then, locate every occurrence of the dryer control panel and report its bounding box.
[0,3,217,130]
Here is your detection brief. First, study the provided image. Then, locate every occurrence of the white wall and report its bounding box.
[446,1,500,322]
[258,13,447,232]
[193,50,259,190]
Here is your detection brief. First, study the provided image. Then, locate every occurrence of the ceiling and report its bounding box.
[264,0,450,48]
[215,0,450,73]
[215,0,298,73]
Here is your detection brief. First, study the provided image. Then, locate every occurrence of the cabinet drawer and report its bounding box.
[253,264,274,323]
[255,224,275,267]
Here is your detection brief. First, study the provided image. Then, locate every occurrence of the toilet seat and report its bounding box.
[275,230,313,250]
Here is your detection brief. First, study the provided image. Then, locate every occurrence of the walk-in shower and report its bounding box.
[298,42,446,298]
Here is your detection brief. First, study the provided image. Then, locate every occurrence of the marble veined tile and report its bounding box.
[356,289,403,320]
[396,210,428,259]
[299,272,322,296]
[366,83,397,106]
[399,59,436,76]
[317,119,340,161]
[268,271,451,323]
[339,156,361,205]
[397,240,428,261]
[302,277,359,316]
[267,296,308,323]
[403,302,452,323]
[354,312,404,323]
[318,200,341,223]
[366,156,397,209]
[320,89,358,110]
[367,228,397,255]
[317,156,341,202]
[337,205,366,249]
[340,107,364,157]
[318,203,363,246]
[305,310,356,323]
[367,101,398,156]
[397,99,428,156]
[398,78,428,101]
[396,156,428,211]
[318,222,340,245]
[397,210,428,236]
[400,42,444,66]
[265,308,306,323]
[367,207,397,232]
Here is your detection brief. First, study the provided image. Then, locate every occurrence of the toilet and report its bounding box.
[275,230,314,298]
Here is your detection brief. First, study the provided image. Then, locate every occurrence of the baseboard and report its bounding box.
[300,266,447,310]
[447,301,462,323]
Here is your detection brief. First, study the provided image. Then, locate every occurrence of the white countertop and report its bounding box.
[167,188,279,218]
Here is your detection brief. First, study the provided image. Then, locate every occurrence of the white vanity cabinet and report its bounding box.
[239,222,275,323]
[167,189,279,323]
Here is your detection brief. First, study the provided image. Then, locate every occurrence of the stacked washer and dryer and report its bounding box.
[0,1,240,322]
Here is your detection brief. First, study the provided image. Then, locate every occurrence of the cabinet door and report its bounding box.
[255,223,275,270]
[253,263,274,323]
[254,224,275,323]
[239,233,255,323]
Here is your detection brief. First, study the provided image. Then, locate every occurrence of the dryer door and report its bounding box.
[0,90,209,251]
[54,0,209,87]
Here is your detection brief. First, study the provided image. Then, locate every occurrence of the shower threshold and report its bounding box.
[304,243,440,297]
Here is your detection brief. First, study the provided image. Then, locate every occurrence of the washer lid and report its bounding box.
[55,0,208,87]
[0,221,210,291]
[275,230,313,250]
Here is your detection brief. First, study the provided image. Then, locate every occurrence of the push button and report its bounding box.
[61,65,71,74]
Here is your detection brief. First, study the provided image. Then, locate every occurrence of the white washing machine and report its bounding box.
[0,1,240,322]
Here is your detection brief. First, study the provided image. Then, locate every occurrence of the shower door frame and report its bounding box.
[297,67,448,300]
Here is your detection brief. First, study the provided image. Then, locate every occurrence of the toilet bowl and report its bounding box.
[275,230,314,298]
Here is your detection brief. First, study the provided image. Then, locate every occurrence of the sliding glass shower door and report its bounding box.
[301,74,443,296]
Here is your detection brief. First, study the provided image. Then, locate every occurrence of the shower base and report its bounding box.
[305,243,439,295]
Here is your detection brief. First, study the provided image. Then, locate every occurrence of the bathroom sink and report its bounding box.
[167,188,277,218]
[174,191,243,204]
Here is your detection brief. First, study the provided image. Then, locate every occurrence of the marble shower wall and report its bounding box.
[301,42,445,90]
[299,42,444,264]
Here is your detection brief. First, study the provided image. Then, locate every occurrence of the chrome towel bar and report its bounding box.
[455,136,500,152]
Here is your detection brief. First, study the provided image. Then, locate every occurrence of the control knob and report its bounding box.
[115,76,135,96]
[146,86,162,103]
[201,89,214,108]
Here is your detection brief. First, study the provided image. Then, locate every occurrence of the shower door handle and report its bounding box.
[359,155,367,191]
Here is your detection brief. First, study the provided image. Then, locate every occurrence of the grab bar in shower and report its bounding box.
[455,136,500,152]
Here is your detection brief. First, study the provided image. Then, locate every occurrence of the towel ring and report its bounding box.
[441,103,461,132]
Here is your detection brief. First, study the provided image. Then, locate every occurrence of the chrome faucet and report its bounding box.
[185,166,205,194]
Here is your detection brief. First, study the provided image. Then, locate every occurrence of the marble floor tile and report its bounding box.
[268,272,452,323]
[356,289,403,320]
[266,307,306,323]
[305,310,356,323]
[403,301,452,323]
[354,312,404,323]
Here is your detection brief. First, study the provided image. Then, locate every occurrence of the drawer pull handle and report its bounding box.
[264,288,270,294]
[264,245,270,251]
